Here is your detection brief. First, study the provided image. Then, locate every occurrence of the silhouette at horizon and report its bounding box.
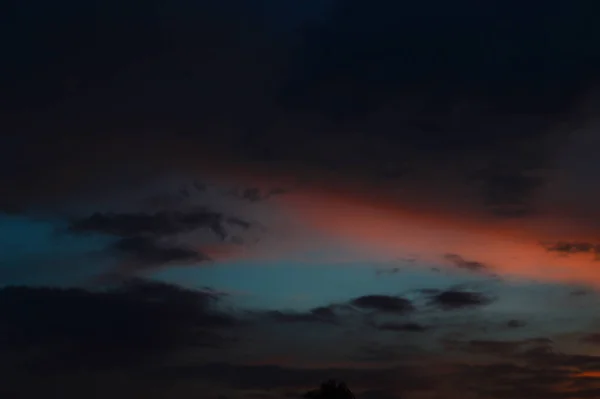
[304,380,356,399]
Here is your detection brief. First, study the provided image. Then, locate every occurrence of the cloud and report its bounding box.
[230,187,288,203]
[350,295,414,314]
[449,360,600,399]
[112,236,209,265]
[268,0,600,221]
[459,338,554,357]
[506,319,527,328]
[375,322,428,333]
[358,389,400,399]
[265,306,338,324]
[426,289,493,310]
[443,253,488,273]
[1,0,598,234]
[470,165,545,218]
[69,210,241,241]
[66,208,257,277]
[262,295,420,327]
[0,279,237,371]
[352,343,417,363]
[580,333,600,345]
[543,241,600,258]
[155,362,430,394]
[149,339,600,399]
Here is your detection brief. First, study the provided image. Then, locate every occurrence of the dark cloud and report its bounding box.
[268,0,600,218]
[156,362,430,393]
[426,289,493,310]
[68,210,256,276]
[0,0,291,213]
[470,163,546,218]
[0,279,237,371]
[443,335,600,399]
[443,253,488,272]
[358,389,400,399]
[230,187,288,203]
[506,319,527,328]
[375,322,428,333]
[580,333,600,345]
[463,338,554,357]
[0,0,598,230]
[265,306,338,325]
[113,236,209,265]
[1,0,597,225]
[143,181,210,208]
[148,348,600,399]
[451,361,594,399]
[69,210,238,241]
[68,210,242,277]
[286,1,599,115]
[226,216,253,230]
[0,0,279,112]
[542,241,600,258]
[350,295,414,314]
[353,343,415,364]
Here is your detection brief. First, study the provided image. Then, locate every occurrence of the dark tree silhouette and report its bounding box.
[304,380,356,399]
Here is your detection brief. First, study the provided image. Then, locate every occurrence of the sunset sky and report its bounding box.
[3,1,600,398]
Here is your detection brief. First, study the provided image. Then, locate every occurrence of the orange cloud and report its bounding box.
[573,370,600,378]
[205,164,600,288]
[268,183,600,288]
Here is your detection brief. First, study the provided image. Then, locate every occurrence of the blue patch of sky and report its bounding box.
[151,259,475,310]
[0,214,114,286]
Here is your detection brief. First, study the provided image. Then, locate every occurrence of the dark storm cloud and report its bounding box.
[469,161,547,218]
[0,0,292,213]
[443,253,488,272]
[69,210,240,241]
[283,1,600,117]
[0,279,237,371]
[350,295,414,314]
[426,289,493,310]
[0,0,278,112]
[2,0,598,223]
[113,236,209,265]
[267,0,600,217]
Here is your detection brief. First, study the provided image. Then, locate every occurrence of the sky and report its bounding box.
[3,1,600,398]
